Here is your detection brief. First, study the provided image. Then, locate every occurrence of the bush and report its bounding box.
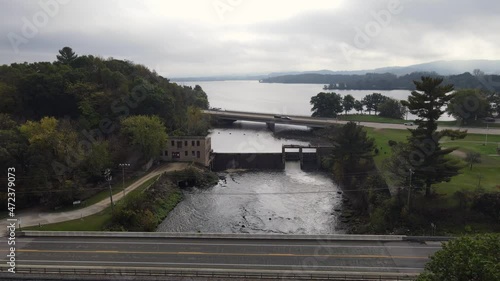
[416,234,500,281]
[388,140,397,147]
[473,192,500,221]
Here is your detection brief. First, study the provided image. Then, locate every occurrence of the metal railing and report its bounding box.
[0,266,417,280]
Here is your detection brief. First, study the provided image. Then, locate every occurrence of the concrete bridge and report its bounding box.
[203,109,338,131]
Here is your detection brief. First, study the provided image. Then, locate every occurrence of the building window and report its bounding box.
[197,151,200,158]
[192,151,195,156]
[177,141,182,148]
[185,151,188,156]
[171,141,175,146]
[196,140,200,146]
[184,141,188,146]
[172,152,180,159]
[165,151,168,156]
[192,140,195,146]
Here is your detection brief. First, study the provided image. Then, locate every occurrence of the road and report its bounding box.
[0,163,188,236]
[204,110,500,135]
[0,235,441,278]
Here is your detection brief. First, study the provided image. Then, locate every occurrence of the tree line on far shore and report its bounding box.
[310,89,498,124]
[310,92,408,119]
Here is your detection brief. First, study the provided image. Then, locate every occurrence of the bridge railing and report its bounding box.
[0,266,417,280]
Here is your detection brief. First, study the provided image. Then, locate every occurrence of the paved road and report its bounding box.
[205,110,500,135]
[0,236,440,277]
[0,163,188,236]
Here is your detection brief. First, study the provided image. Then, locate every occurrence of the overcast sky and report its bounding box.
[1,0,499,77]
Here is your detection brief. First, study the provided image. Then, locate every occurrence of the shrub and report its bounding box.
[416,234,500,281]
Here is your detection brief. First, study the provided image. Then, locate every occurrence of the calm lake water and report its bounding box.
[175,80,453,121]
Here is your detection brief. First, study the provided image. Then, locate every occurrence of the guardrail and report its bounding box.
[0,266,418,280]
[19,231,407,241]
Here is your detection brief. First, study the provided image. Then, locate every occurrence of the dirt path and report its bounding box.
[0,163,188,236]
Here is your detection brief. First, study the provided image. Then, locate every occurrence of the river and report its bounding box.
[157,80,411,234]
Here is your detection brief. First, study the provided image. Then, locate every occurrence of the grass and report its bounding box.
[25,176,160,231]
[53,176,141,212]
[366,128,500,195]
[438,119,500,128]
[341,114,409,124]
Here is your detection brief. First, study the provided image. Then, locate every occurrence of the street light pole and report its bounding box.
[408,169,414,212]
[119,163,130,196]
[104,169,114,212]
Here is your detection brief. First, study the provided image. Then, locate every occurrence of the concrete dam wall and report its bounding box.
[212,153,285,172]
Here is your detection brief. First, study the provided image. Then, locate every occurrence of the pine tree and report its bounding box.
[398,77,466,197]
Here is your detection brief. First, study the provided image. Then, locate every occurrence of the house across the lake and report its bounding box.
[160,136,212,167]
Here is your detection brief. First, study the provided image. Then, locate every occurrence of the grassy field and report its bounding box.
[53,176,141,213]
[25,176,160,231]
[342,114,409,124]
[366,128,500,195]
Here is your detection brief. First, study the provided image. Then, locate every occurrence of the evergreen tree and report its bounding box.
[56,47,78,65]
[398,77,466,197]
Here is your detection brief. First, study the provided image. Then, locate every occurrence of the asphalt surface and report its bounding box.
[0,236,441,275]
[204,110,500,135]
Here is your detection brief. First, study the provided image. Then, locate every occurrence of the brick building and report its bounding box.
[160,136,212,167]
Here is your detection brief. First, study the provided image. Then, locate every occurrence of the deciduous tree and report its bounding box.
[416,234,500,281]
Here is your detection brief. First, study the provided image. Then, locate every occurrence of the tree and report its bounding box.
[56,47,78,65]
[342,94,355,115]
[399,77,467,197]
[362,94,375,115]
[371,93,389,115]
[327,122,375,170]
[416,234,500,281]
[310,92,343,118]
[121,115,168,159]
[465,152,481,170]
[378,98,407,119]
[446,89,491,125]
[353,100,364,114]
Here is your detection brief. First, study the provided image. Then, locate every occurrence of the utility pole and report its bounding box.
[104,169,114,212]
[407,169,414,212]
[119,163,130,196]
[484,124,489,145]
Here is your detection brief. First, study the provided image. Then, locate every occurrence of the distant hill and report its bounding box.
[172,60,500,82]
[260,72,500,91]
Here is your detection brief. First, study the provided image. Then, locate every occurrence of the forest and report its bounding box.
[0,47,210,209]
[261,71,500,91]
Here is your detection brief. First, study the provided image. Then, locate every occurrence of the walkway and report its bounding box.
[1,163,188,236]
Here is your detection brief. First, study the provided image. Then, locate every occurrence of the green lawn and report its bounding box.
[366,128,500,195]
[342,114,409,124]
[53,176,141,212]
[25,176,160,231]
[438,119,500,128]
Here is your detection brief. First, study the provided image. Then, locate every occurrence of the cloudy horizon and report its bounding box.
[1,0,499,78]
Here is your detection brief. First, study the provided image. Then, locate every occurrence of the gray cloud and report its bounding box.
[1,0,499,77]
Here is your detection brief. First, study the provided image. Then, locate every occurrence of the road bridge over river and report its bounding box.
[0,232,446,280]
[204,109,500,135]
